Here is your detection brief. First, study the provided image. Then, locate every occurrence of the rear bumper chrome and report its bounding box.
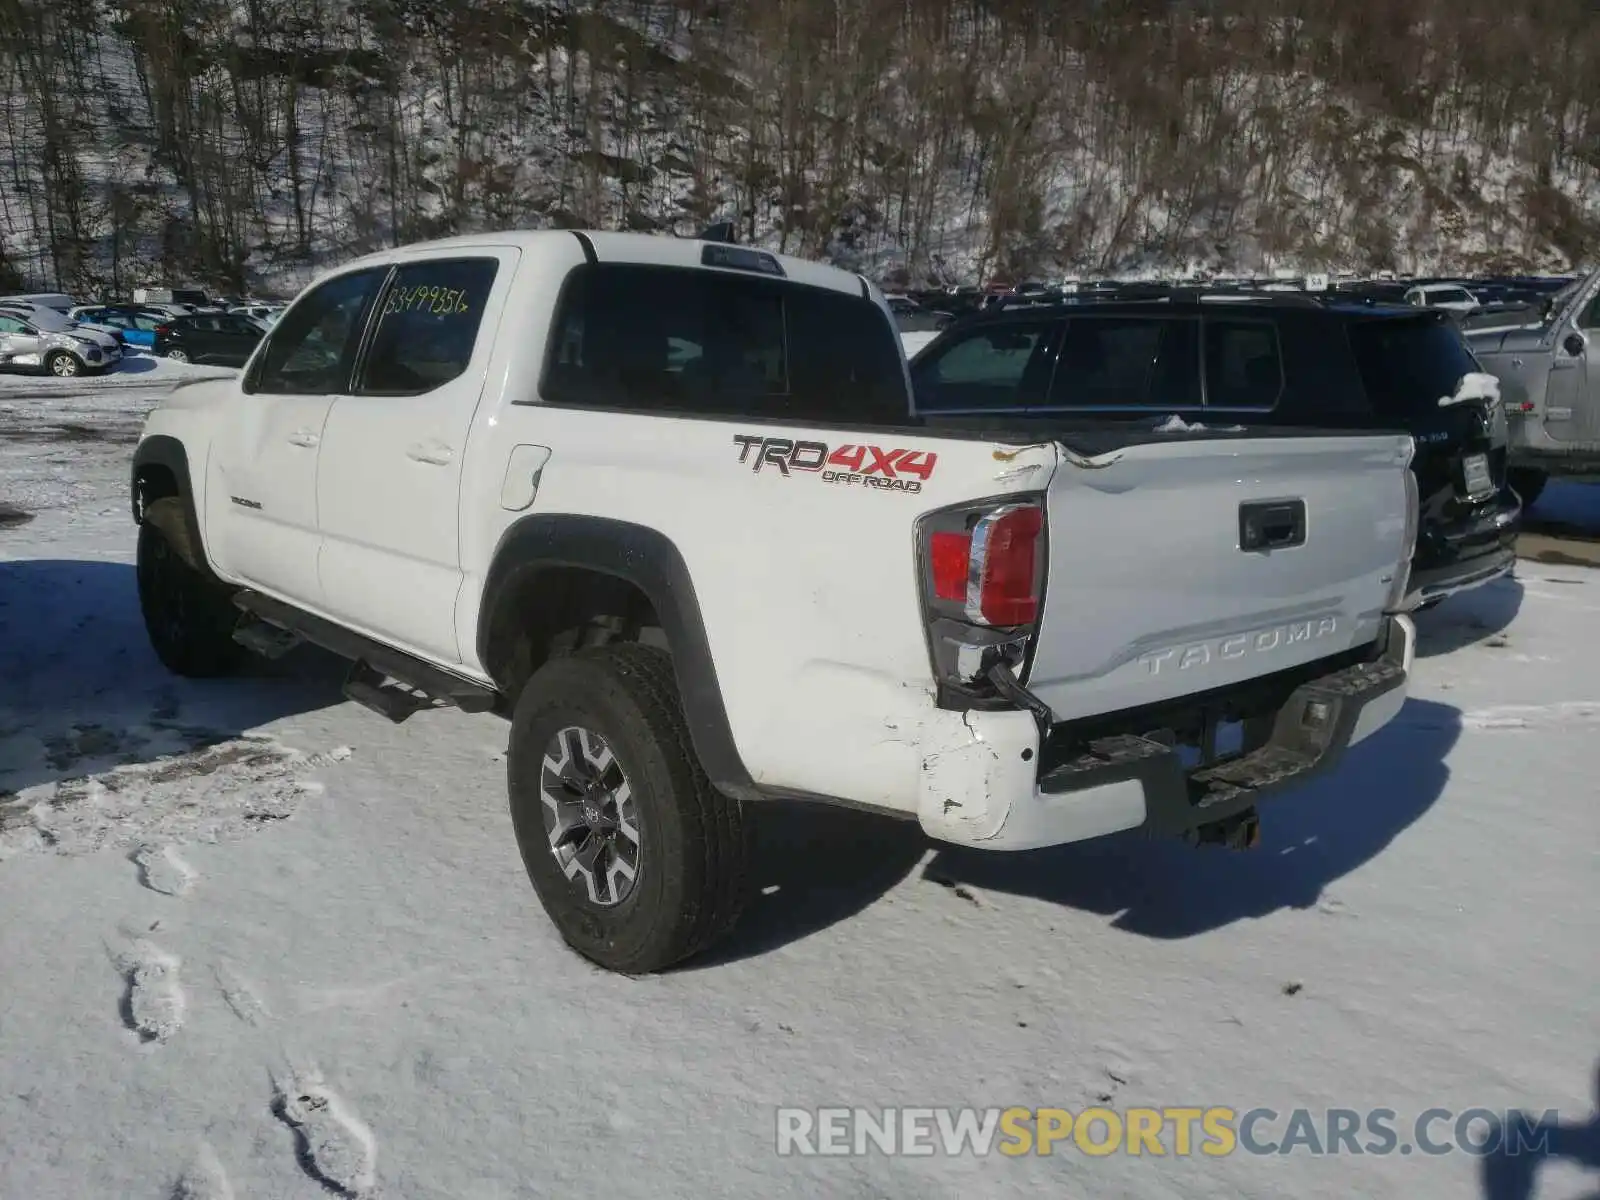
[916,615,1415,850]
[1404,545,1516,607]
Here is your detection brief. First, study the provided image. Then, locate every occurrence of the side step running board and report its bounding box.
[233,591,499,721]
[233,621,303,660]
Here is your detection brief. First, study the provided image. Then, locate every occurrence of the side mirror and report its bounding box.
[1564,331,1587,357]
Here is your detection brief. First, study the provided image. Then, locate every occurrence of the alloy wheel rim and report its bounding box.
[539,726,640,906]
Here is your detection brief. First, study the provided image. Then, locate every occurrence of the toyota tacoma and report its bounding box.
[132,230,1418,972]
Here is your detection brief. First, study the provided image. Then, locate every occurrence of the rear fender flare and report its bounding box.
[477,515,757,798]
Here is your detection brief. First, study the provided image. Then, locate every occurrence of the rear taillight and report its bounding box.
[155,324,172,335]
[917,498,1047,703]
[1387,461,1420,612]
[922,503,1044,627]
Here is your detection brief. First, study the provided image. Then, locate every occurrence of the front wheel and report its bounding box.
[136,500,244,677]
[507,644,749,974]
[164,347,190,363]
[44,350,82,378]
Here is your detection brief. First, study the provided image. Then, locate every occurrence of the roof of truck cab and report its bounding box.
[335,229,869,297]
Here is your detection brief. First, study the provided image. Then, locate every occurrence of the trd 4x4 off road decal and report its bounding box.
[732,434,937,494]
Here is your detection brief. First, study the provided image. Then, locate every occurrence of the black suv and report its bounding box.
[907,293,1520,609]
[153,313,265,367]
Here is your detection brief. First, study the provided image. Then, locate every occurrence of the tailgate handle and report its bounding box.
[1239,499,1306,552]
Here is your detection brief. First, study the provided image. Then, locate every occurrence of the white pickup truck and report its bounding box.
[132,231,1418,972]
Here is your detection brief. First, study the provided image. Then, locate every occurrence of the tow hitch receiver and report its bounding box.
[1190,808,1262,850]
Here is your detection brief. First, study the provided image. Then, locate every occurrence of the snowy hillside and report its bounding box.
[1,0,1597,295]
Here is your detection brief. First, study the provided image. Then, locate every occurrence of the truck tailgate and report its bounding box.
[1027,432,1413,722]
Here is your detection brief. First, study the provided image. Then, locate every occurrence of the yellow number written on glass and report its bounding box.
[383,284,472,318]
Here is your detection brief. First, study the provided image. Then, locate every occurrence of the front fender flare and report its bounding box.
[477,514,756,798]
[131,435,219,580]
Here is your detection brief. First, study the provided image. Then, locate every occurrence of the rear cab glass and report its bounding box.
[1347,317,1480,417]
[538,264,906,423]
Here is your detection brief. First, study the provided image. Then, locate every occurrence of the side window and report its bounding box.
[355,258,499,395]
[1204,320,1283,408]
[0,316,26,333]
[540,264,906,422]
[910,324,1060,412]
[1051,318,1201,408]
[1579,291,1600,331]
[247,268,387,395]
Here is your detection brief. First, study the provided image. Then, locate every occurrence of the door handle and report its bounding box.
[286,429,320,448]
[405,441,454,466]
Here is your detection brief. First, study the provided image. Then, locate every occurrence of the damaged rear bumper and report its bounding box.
[916,615,1414,850]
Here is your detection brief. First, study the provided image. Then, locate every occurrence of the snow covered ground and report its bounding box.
[1,373,1597,1200]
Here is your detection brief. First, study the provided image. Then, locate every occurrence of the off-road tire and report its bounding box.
[136,498,244,677]
[1508,468,1547,510]
[507,644,750,973]
[45,350,81,378]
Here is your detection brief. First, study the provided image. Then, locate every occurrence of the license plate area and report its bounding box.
[1462,452,1493,499]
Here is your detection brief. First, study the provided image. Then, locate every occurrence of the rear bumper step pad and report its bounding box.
[1038,620,1409,836]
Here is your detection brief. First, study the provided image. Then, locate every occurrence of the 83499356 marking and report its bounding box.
[733,434,938,494]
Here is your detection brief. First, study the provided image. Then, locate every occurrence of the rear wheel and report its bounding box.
[45,350,81,378]
[1508,468,1547,510]
[136,500,244,677]
[507,644,750,974]
[164,347,190,363]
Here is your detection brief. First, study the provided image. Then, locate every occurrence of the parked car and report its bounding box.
[0,306,122,377]
[69,305,169,350]
[1466,266,1600,507]
[229,303,284,327]
[0,291,76,315]
[908,291,1519,609]
[134,286,209,308]
[130,229,1417,972]
[884,293,953,334]
[152,313,266,366]
[1404,283,1480,314]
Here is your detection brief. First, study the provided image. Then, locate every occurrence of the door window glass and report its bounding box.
[356,259,500,395]
[248,268,388,395]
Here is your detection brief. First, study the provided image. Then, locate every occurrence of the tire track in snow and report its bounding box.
[272,1063,379,1198]
[0,729,353,861]
[115,939,185,1043]
[1461,701,1600,730]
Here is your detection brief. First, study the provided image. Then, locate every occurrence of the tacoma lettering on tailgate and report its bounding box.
[732,434,937,494]
[1139,617,1339,675]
